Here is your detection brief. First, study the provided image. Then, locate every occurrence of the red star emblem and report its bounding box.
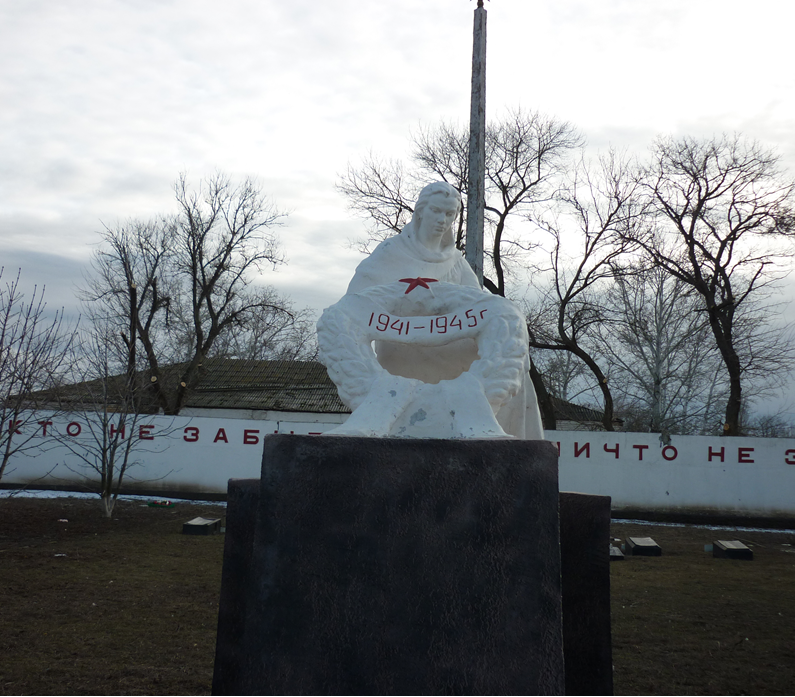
[398,277,438,294]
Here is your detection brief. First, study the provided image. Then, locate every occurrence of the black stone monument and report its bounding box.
[213,435,612,695]
[559,491,613,695]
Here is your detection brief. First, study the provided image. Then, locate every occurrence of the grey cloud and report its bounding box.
[0,248,86,322]
[1,0,794,324]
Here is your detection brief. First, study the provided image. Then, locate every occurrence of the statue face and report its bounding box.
[416,194,459,249]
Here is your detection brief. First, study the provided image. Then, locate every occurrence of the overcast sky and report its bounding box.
[3,0,795,411]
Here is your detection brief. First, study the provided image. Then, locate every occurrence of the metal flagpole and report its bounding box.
[465,0,487,286]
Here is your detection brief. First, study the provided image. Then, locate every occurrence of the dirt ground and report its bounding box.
[1,496,794,696]
[609,520,795,695]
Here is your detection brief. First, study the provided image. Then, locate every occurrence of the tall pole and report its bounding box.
[465,0,487,286]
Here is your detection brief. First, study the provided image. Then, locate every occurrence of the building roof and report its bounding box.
[33,358,605,424]
[184,359,349,413]
[185,361,607,424]
[549,396,604,424]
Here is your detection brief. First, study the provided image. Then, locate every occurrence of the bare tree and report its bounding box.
[200,287,318,361]
[0,268,75,482]
[530,349,592,404]
[743,413,795,438]
[338,154,417,252]
[593,267,728,435]
[82,172,304,415]
[732,300,795,406]
[527,151,646,431]
[634,134,795,435]
[54,324,146,517]
[338,108,583,294]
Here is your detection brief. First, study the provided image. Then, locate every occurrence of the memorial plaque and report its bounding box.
[182,517,222,535]
[609,545,625,561]
[626,536,662,556]
[713,539,754,560]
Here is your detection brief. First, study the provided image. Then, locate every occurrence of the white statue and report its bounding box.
[318,182,545,439]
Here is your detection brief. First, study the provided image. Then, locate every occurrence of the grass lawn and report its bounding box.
[1,496,794,695]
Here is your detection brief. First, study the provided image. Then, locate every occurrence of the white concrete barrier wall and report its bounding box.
[2,413,296,496]
[4,412,795,516]
[552,431,795,517]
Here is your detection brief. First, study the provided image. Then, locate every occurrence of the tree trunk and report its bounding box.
[597,379,615,432]
[565,343,615,431]
[101,493,115,518]
[724,368,743,436]
[0,430,14,482]
[529,359,556,430]
[706,311,743,436]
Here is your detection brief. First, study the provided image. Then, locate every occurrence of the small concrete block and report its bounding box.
[182,516,221,535]
[713,540,753,560]
[626,536,662,556]
[609,544,625,561]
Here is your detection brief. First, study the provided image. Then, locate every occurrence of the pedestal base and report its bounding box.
[213,436,607,695]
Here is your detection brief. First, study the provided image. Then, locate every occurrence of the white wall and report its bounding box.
[552,431,795,517]
[4,412,795,517]
[2,412,318,496]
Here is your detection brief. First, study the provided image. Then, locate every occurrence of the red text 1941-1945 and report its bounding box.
[367,308,488,336]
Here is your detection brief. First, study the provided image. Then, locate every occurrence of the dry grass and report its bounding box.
[610,521,795,696]
[1,497,794,695]
[0,497,224,695]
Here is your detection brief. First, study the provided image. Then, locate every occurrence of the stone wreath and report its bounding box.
[317,280,529,437]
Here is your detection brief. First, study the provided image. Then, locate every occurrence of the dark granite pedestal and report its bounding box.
[213,435,611,696]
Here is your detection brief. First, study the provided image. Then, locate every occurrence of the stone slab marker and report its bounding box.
[626,536,662,556]
[713,539,754,560]
[213,435,564,695]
